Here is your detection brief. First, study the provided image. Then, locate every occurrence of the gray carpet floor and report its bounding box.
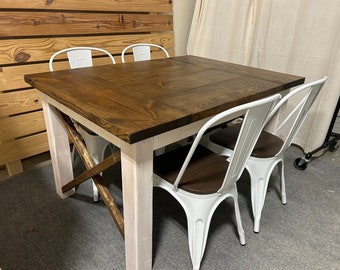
[0,145,339,270]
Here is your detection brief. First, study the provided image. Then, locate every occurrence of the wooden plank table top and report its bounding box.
[24,55,304,270]
[25,55,304,144]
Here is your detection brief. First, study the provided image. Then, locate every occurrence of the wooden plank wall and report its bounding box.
[0,0,174,176]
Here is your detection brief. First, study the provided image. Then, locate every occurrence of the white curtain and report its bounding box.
[188,0,340,153]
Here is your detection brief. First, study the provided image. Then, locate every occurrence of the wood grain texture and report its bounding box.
[0,0,172,12]
[0,111,45,142]
[0,1,174,172]
[5,160,23,176]
[0,33,173,65]
[25,55,305,144]
[0,89,42,117]
[0,12,173,37]
[0,133,49,164]
[59,112,124,237]
[0,50,174,91]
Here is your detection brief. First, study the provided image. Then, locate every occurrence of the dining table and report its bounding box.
[24,55,304,270]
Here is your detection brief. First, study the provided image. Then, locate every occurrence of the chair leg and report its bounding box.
[91,141,108,202]
[184,203,214,270]
[179,191,245,270]
[92,181,99,202]
[278,160,287,205]
[232,185,246,245]
[251,177,266,233]
[81,134,111,202]
[248,161,273,233]
[71,144,77,164]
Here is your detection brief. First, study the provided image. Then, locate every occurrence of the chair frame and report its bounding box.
[154,94,281,270]
[203,76,327,233]
[121,43,169,63]
[49,46,116,71]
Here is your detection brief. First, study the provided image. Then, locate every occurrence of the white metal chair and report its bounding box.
[49,47,117,202]
[121,43,169,63]
[203,76,327,233]
[153,94,281,270]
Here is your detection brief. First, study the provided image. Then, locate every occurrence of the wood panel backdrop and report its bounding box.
[0,0,174,176]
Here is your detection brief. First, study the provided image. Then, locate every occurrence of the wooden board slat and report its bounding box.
[0,111,46,142]
[0,132,49,165]
[0,33,174,65]
[0,89,42,117]
[0,12,173,37]
[1,60,113,91]
[0,0,172,13]
[1,64,50,91]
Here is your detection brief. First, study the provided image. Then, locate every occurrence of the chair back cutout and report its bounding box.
[121,43,169,63]
[49,47,116,71]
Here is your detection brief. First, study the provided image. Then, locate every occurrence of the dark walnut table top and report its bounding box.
[25,55,304,144]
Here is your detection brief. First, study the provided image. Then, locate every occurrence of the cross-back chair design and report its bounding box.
[49,47,117,202]
[203,76,327,233]
[121,43,169,63]
[153,94,281,270]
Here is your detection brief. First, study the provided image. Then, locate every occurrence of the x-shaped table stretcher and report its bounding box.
[56,110,124,238]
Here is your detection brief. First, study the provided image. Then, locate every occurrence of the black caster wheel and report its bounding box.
[329,142,339,152]
[294,158,308,170]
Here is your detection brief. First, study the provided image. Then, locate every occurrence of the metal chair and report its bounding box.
[203,76,327,233]
[121,43,169,63]
[153,94,280,270]
[49,47,117,202]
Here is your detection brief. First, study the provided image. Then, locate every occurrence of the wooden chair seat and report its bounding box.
[154,144,228,195]
[210,123,284,158]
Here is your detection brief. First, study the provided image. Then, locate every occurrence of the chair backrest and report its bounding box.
[49,47,116,71]
[121,43,169,63]
[173,94,281,195]
[265,76,327,155]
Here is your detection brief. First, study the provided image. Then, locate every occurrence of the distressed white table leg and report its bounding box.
[42,100,74,198]
[121,138,154,270]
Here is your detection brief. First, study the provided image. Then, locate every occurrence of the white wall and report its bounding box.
[173,0,196,56]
